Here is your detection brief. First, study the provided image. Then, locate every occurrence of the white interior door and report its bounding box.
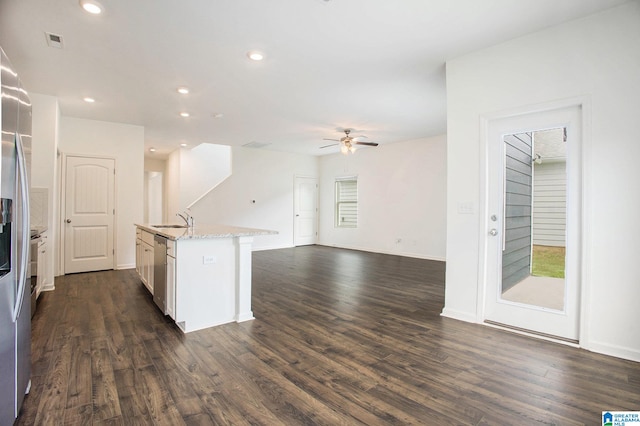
[483,105,581,341]
[294,176,318,246]
[64,156,115,273]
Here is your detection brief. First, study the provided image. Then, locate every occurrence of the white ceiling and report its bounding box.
[0,0,630,157]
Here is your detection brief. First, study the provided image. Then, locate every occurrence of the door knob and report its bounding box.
[489,228,498,236]
[66,219,71,223]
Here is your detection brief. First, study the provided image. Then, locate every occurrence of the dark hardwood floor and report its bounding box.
[17,246,640,425]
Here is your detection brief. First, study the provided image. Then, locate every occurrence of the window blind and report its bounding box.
[335,178,357,227]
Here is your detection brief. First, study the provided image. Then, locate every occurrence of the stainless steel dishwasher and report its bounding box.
[153,234,167,314]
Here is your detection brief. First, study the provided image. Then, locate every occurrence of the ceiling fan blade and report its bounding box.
[320,143,338,149]
[323,138,340,142]
[352,135,368,140]
[355,142,379,147]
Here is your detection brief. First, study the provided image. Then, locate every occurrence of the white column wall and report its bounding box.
[444,3,640,361]
[30,93,59,288]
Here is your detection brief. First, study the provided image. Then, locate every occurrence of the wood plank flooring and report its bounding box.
[17,246,640,425]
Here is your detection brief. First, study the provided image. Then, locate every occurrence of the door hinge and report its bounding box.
[113,209,115,214]
[112,249,114,254]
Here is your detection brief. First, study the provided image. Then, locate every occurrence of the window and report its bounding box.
[335,177,357,228]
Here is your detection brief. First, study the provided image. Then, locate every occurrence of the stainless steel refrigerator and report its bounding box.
[0,46,32,425]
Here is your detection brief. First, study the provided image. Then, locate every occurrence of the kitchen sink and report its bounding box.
[152,224,188,229]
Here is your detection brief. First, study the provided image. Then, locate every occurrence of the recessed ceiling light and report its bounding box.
[83,97,95,103]
[180,143,188,147]
[247,51,264,61]
[80,0,103,14]
[180,112,190,118]
[213,113,224,119]
[149,148,156,153]
[177,87,189,95]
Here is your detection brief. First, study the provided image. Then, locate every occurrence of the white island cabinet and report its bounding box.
[135,228,154,294]
[134,224,276,333]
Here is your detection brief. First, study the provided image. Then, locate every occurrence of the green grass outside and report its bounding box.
[531,245,565,278]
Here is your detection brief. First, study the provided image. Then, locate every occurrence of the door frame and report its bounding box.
[477,97,591,344]
[59,153,117,275]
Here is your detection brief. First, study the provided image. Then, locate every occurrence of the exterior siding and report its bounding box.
[502,133,532,292]
[533,160,566,247]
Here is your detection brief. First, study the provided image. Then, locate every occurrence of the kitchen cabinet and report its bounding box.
[136,229,154,295]
[36,232,47,295]
[135,228,141,276]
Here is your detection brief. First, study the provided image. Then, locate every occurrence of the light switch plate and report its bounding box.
[457,201,474,214]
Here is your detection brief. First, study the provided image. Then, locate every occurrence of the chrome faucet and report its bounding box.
[177,211,194,228]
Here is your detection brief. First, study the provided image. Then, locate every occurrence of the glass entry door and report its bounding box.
[484,106,581,341]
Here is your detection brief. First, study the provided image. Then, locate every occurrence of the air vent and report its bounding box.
[45,32,64,49]
[242,141,271,149]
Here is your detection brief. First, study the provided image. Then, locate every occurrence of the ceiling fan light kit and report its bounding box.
[322,128,379,155]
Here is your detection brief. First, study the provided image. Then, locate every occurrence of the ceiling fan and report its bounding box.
[320,129,379,154]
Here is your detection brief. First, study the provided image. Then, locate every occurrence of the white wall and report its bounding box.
[144,158,166,172]
[165,149,180,225]
[164,144,232,219]
[59,117,144,270]
[318,135,447,260]
[189,147,318,250]
[30,93,59,289]
[444,3,640,361]
[144,158,166,222]
[181,144,232,210]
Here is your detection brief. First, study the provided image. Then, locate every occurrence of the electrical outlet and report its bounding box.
[203,255,216,265]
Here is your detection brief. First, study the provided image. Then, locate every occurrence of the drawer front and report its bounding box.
[166,239,176,257]
[141,230,155,245]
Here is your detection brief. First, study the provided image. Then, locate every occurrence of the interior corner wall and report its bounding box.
[444,3,640,361]
[317,135,447,260]
[30,93,59,288]
[59,116,144,270]
[188,147,319,250]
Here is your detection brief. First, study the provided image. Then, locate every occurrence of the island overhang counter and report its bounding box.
[135,223,277,333]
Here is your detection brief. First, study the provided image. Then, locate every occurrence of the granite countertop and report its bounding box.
[135,223,278,241]
[30,225,48,236]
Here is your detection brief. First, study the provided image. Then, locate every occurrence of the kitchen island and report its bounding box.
[135,223,277,333]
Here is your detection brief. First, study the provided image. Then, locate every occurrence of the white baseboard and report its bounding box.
[440,307,478,323]
[316,243,445,262]
[583,340,640,363]
[252,243,293,252]
[117,263,135,270]
[235,312,255,322]
[40,283,55,292]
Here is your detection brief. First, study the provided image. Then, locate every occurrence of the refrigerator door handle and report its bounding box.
[12,133,29,322]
